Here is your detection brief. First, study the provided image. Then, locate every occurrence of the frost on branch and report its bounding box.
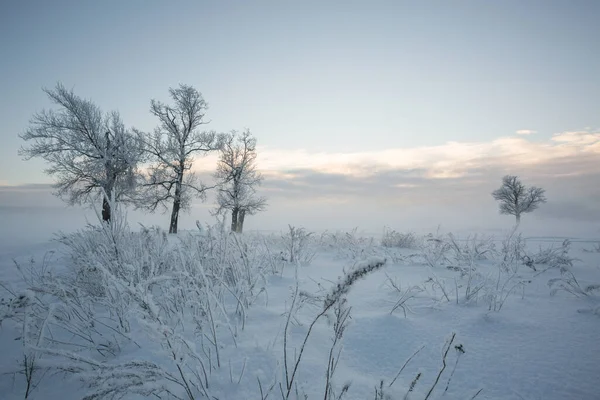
[491,175,546,224]
[134,84,226,233]
[19,83,143,221]
[213,129,267,233]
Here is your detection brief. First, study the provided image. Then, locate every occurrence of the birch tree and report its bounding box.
[137,84,224,233]
[19,83,141,222]
[214,130,267,233]
[492,175,547,224]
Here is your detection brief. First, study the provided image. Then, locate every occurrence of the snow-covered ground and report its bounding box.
[1,223,599,400]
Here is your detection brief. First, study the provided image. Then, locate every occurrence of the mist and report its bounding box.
[2,181,598,256]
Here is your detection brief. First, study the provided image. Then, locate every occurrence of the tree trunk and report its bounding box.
[231,208,239,232]
[169,199,180,234]
[101,183,113,222]
[237,209,245,233]
[102,196,111,222]
[102,158,115,222]
[516,214,521,225]
[169,178,182,234]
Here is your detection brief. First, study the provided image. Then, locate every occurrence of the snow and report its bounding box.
[1,224,600,400]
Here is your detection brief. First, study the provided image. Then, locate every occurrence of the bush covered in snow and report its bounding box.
[2,217,600,400]
[381,228,421,249]
[0,209,278,399]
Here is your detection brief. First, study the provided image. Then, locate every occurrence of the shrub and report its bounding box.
[381,228,420,249]
[1,206,276,399]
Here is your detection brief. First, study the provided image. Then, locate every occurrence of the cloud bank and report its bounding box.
[249,129,600,233]
[2,130,600,239]
[194,129,599,180]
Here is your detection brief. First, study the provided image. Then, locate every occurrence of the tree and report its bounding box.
[491,175,547,224]
[19,83,141,222]
[214,130,267,233]
[136,84,224,234]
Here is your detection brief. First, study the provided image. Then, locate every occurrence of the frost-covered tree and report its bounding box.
[19,83,141,222]
[214,130,267,233]
[136,84,225,233]
[492,175,547,224]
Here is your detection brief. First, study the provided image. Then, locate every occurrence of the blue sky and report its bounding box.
[1,1,599,234]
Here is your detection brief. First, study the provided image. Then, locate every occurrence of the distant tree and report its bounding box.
[214,130,267,233]
[136,84,225,233]
[491,175,547,224]
[19,83,141,222]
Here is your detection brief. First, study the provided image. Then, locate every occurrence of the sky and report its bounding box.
[1,0,599,239]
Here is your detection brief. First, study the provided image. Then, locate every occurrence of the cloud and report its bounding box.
[188,128,600,206]
[218,129,600,180]
[551,130,600,148]
[243,129,600,226]
[515,129,537,135]
[6,129,599,235]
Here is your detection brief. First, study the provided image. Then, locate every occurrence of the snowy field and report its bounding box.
[1,218,600,400]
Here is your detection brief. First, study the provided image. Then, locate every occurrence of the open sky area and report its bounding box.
[1,0,599,239]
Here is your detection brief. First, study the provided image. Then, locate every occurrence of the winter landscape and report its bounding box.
[1,2,600,400]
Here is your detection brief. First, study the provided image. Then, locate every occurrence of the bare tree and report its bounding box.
[19,83,141,222]
[214,130,267,233]
[492,175,547,224]
[136,84,224,233]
